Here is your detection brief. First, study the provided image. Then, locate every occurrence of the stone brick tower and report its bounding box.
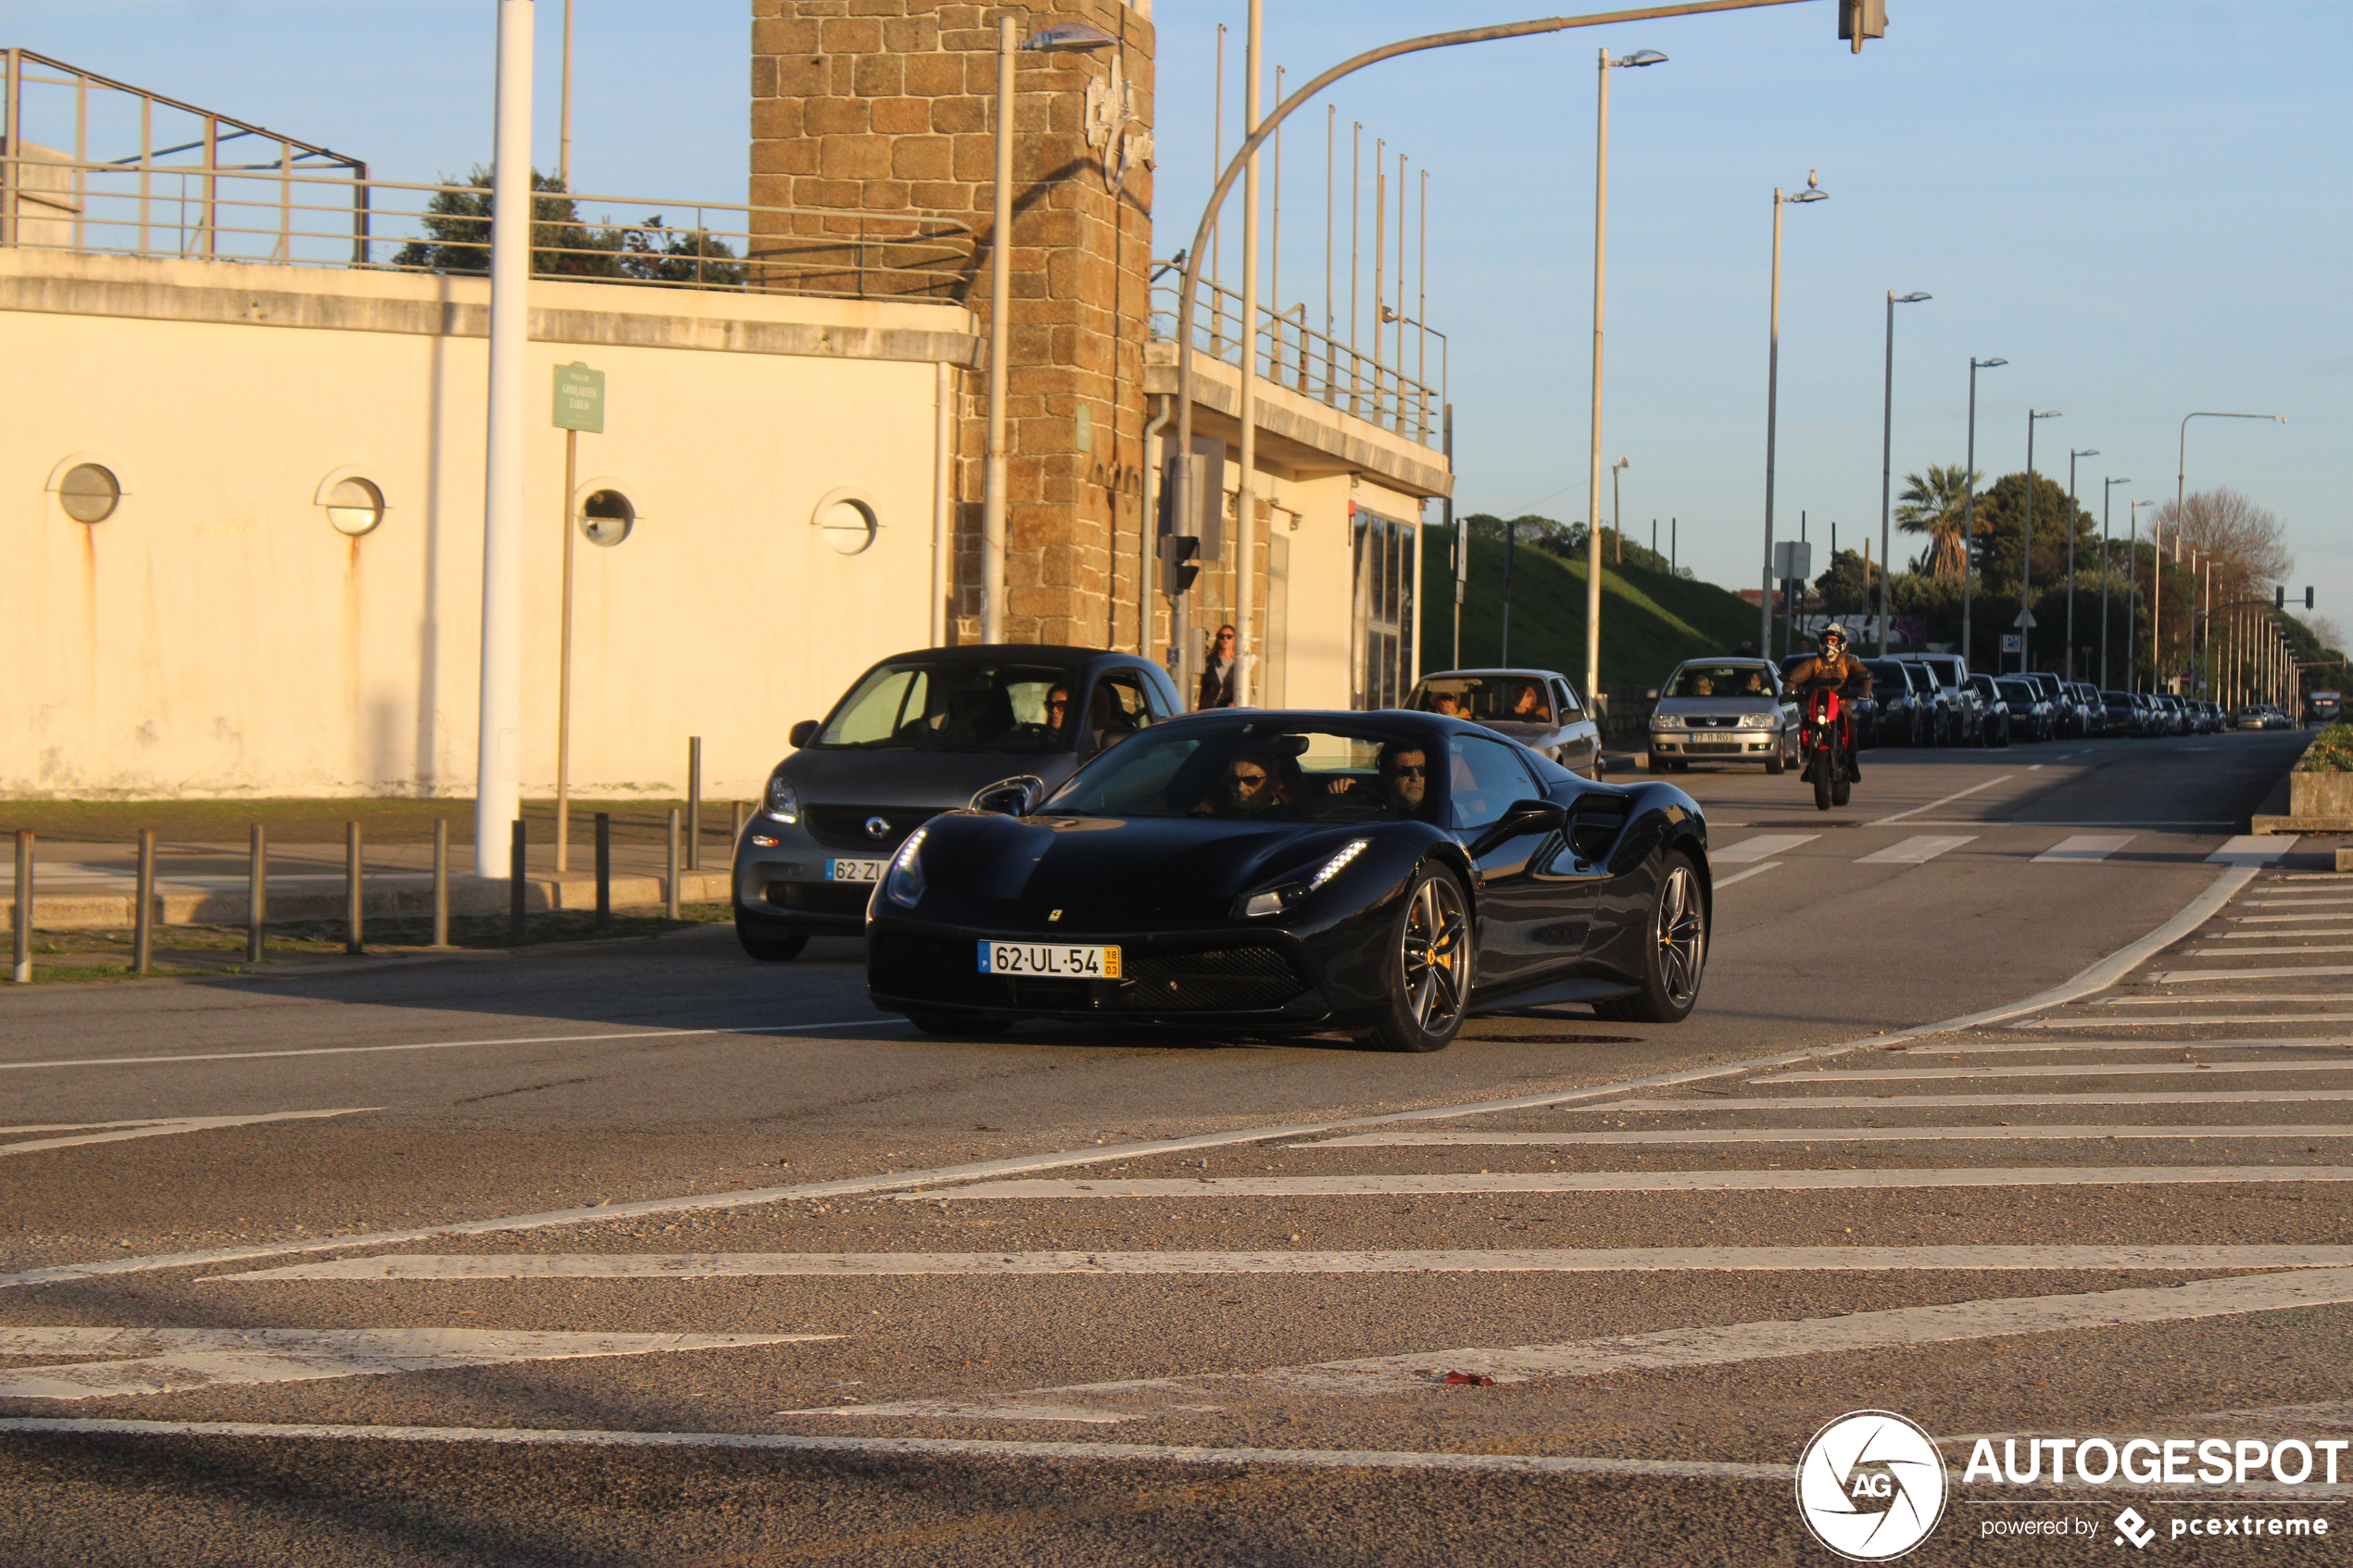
[750,0,1156,648]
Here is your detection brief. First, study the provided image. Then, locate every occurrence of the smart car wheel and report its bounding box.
[1592,852,1707,1024]
[736,913,808,963]
[1364,863,1472,1053]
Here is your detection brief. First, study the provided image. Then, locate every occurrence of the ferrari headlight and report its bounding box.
[1240,839,1368,918]
[763,772,800,824]
[883,825,927,909]
[1737,712,1778,728]
[1652,713,1685,729]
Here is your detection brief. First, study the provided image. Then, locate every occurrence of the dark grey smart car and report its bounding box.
[734,646,1185,960]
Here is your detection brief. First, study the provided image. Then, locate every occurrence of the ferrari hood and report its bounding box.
[921,813,1365,921]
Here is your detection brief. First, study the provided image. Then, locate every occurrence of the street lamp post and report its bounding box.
[2020,408,2061,671]
[1759,171,1828,653]
[2161,410,2285,699]
[980,20,1117,646]
[1959,356,2006,671]
[1876,290,1930,655]
[1585,46,1666,709]
[2128,496,2157,691]
[2099,475,2129,689]
[2063,446,2096,678]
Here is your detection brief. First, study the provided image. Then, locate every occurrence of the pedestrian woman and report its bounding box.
[1198,623,1239,709]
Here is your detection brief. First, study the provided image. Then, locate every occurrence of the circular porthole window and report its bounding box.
[580,488,635,546]
[57,462,120,524]
[323,476,385,536]
[812,488,880,556]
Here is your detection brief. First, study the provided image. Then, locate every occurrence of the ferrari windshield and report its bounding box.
[1666,664,1774,699]
[1411,675,1561,724]
[1042,721,1441,823]
[816,659,1079,753]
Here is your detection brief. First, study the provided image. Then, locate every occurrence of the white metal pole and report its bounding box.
[1759,190,1780,653]
[981,16,1013,644]
[559,0,574,189]
[1234,0,1262,704]
[1585,48,1608,704]
[931,359,951,646]
[474,0,535,880]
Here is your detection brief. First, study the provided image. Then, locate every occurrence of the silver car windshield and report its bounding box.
[1667,665,1772,699]
[1412,675,1560,723]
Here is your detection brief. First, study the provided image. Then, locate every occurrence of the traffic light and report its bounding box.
[1158,533,1202,597]
[1838,0,1887,51]
[2278,585,2316,609]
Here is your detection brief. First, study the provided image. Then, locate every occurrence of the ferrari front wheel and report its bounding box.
[1365,863,1472,1053]
[1592,852,1707,1024]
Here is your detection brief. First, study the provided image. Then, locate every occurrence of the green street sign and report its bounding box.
[552,362,605,433]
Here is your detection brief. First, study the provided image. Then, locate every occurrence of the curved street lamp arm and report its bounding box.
[1168,0,1815,673]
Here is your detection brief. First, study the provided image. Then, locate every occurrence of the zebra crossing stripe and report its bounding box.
[1755,1060,2353,1084]
[1856,835,1974,865]
[900,1167,2353,1201]
[2032,834,2134,863]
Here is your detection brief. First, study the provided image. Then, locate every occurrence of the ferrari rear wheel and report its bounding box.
[900,1010,1010,1037]
[1592,852,1707,1024]
[1365,863,1472,1053]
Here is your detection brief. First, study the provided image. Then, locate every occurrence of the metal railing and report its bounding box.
[0,153,975,300]
[1151,269,1442,446]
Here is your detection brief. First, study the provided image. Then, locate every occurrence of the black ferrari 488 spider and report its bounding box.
[864,709,1711,1051]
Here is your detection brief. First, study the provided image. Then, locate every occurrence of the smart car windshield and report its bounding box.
[1042,721,1441,823]
[817,659,1080,753]
[1411,675,1561,724]
[1667,664,1772,699]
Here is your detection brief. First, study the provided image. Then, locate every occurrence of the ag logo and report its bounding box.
[1795,1410,1948,1561]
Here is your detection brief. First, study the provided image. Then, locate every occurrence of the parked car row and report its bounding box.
[2233,704,2295,730]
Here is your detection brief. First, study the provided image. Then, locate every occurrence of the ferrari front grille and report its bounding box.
[869,935,1304,1014]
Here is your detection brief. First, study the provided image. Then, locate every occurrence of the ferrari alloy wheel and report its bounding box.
[1366,864,1471,1053]
[1593,852,1707,1024]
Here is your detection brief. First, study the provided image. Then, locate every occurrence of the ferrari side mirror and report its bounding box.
[971,775,1046,816]
[1467,798,1568,859]
[789,719,819,748]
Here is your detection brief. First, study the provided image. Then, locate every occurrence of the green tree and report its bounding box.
[1969,471,2095,596]
[1894,464,1977,580]
[1814,548,1873,614]
[391,168,743,286]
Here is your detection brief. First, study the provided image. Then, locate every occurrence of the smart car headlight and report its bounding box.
[763,771,800,824]
[1239,839,1368,919]
[883,825,927,909]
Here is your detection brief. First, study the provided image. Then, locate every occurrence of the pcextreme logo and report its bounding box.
[1796,1410,1949,1561]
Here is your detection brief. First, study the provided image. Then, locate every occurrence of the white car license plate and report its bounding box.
[824,858,887,884]
[977,941,1122,979]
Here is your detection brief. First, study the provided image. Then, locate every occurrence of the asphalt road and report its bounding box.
[5,726,2349,1565]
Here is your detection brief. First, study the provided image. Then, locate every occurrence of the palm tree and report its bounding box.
[1895,465,1980,581]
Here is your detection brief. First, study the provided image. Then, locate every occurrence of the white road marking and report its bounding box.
[2245,897,2353,907]
[0,1420,1788,1481]
[1903,1035,2352,1051]
[2155,965,2353,983]
[1711,861,1780,888]
[2096,994,2353,1006]
[2215,928,2353,939]
[2211,835,2296,866]
[896,1167,2353,1201]
[1,1109,378,1157]
[2233,913,2353,923]
[0,1021,905,1073]
[797,1270,2353,1424]
[1757,1060,2353,1083]
[0,1327,830,1401]
[1867,775,2013,826]
[2020,1013,2353,1029]
[2281,873,2353,881]
[2032,834,2135,863]
[1856,835,1974,865]
[210,1245,2353,1284]
[1602,1090,2353,1111]
[1714,834,1816,863]
[1302,1124,2353,1148]
[1887,820,2236,828]
[2187,944,2353,957]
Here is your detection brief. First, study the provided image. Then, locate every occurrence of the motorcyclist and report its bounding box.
[1781,625,1872,781]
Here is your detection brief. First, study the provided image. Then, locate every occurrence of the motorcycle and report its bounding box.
[1799,687,1853,810]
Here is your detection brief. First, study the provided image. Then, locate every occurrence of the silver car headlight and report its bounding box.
[1652,713,1685,729]
[763,771,800,823]
[883,826,927,909]
[1737,712,1779,728]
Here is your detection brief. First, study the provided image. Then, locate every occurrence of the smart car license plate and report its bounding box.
[824,858,887,884]
[977,942,1122,979]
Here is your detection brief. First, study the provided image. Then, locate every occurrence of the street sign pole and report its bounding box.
[552,362,606,876]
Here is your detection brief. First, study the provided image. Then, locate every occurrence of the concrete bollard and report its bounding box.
[432,820,449,948]
[134,828,157,975]
[247,824,266,964]
[345,822,363,955]
[13,829,31,985]
[665,807,681,921]
[510,819,527,941]
[686,736,703,872]
[595,812,611,935]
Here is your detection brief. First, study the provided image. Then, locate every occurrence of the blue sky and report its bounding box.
[16,1,2349,640]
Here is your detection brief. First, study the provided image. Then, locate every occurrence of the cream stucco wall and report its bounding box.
[1,252,977,799]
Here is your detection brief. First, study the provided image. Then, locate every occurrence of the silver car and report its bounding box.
[1645,657,1796,774]
[1405,668,1604,778]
